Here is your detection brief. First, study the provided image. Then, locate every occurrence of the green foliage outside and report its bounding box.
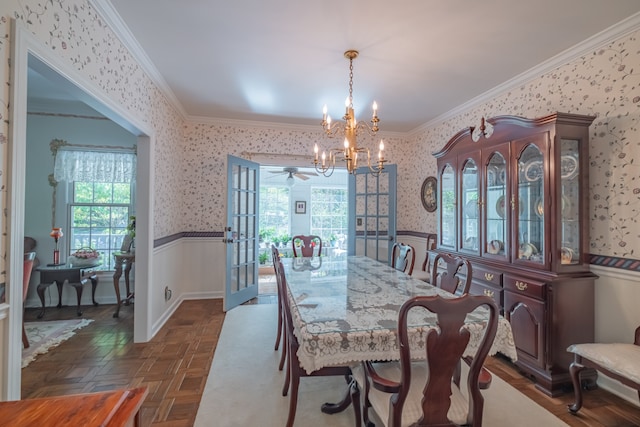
[71,182,132,270]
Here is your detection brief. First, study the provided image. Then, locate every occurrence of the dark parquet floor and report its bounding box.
[22,299,224,427]
[20,287,640,426]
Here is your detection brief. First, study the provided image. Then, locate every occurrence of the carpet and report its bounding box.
[22,319,93,368]
[195,304,568,427]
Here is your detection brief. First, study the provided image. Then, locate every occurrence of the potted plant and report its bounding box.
[280,234,291,249]
[259,251,269,265]
[259,227,276,248]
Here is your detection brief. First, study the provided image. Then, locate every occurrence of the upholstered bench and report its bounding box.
[567,326,640,414]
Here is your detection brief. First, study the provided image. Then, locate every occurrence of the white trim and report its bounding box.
[150,294,224,338]
[590,264,640,282]
[6,17,32,401]
[409,12,640,135]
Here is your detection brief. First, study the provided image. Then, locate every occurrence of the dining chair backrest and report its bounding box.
[421,233,437,275]
[359,294,499,427]
[390,243,415,275]
[431,252,472,295]
[292,235,322,257]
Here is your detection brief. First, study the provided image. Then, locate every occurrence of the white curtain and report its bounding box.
[54,150,136,183]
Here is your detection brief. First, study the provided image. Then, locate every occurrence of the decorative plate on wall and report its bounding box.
[421,176,437,212]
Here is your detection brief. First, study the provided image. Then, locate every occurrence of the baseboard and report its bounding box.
[150,292,223,338]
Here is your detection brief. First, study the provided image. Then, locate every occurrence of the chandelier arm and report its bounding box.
[316,49,386,176]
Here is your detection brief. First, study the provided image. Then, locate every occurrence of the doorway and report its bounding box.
[257,165,349,296]
[7,21,154,400]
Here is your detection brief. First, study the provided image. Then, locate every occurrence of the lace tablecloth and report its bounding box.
[283,256,517,374]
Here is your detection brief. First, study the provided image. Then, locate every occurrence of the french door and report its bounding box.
[348,164,397,263]
[224,155,260,311]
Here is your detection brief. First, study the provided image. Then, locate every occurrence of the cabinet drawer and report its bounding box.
[472,265,502,287]
[469,281,503,309]
[504,275,546,300]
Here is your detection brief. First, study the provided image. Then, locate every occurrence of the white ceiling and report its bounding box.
[32,1,640,133]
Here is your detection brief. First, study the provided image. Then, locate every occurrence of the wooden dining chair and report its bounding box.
[390,243,415,275]
[275,257,357,427]
[352,294,499,427]
[291,235,322,257]
[22,252,36,348]
[411,233,437,282]
[271,245,287,373]
[430,252,472,295]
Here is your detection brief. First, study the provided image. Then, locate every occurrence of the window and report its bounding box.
[310,188,348,245]
[69,182,133,270]
[259,186,290,243]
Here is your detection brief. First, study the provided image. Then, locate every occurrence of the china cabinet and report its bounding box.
[433,112,596,396]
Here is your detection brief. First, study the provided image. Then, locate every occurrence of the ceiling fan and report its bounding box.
[269,167,318,186]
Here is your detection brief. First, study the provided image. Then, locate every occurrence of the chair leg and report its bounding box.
[275,301,283,351]
[22,322,30,349]
[350,378,362,427]
[282,339,291,396]
[286,358,300,427]
[279,331,287,371]
[568,361,586,414]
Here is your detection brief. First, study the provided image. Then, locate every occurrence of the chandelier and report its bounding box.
[314,50,386,176]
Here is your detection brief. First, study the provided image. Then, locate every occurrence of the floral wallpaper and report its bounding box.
[408,31,640,259]
[0,0,639,294]
[0,0,187,243]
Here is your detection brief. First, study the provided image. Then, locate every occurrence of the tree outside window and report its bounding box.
[70,182,132,270]
[310,188,348,247]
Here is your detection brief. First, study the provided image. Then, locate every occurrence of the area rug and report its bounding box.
[22,319,93,368]
[194,304,569,427]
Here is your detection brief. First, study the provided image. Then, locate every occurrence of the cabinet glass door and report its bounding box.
[560,139,580,265]
[484,152,507,257]
[461,158,479,253]
[439,164,456,249]
[516,144,545,265]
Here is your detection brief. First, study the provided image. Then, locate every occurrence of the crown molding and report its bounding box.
[409,12,640,136]
[91,1,640,137]
[89,0,187,119]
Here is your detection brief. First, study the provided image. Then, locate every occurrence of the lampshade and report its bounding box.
[50,227,63,240]
[286,173,295,187]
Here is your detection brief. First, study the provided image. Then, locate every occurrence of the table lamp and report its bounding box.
[50,227,63,265]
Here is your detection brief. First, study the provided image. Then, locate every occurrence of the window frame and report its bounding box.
[64,180,135,271]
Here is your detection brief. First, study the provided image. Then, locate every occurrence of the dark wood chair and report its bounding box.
[275,256,356,427]
[291,235,322,257]
[22,252,36,348]
[567,325,640,415]
[271,245,287,373]
[430,252,472,296]
[390,243,415,275]
[411,233,437,282]
[352,294,499,427]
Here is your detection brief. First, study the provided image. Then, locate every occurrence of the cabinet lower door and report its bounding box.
[504,291,546,369]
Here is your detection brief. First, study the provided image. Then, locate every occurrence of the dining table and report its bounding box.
[282,255,518,376]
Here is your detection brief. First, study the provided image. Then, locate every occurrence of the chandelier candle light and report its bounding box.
[50,227,63,265]
[314,50,386,176]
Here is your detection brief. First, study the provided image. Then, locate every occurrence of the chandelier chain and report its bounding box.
[348,57,354,109]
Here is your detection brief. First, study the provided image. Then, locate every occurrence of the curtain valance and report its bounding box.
[53,150,136,183]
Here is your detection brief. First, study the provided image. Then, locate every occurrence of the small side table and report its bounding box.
[36,263,100,318]
[113,252,135,318]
